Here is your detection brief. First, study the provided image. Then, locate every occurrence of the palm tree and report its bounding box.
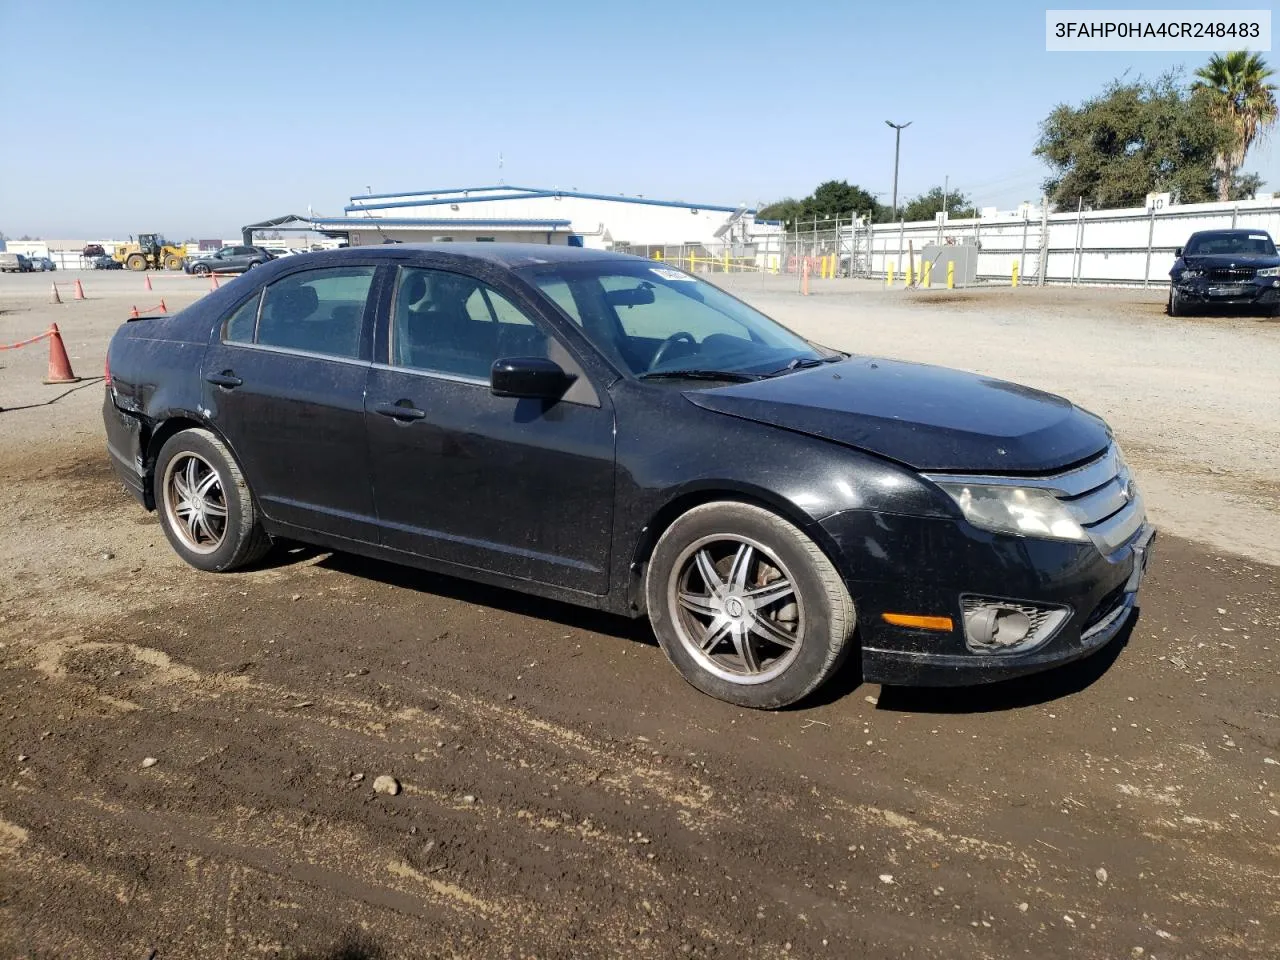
[1192,51,1278,201]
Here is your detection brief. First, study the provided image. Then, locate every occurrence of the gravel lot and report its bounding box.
[1,269,1277,959]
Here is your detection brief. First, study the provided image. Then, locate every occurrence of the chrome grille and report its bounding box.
[1207,267,1255,282]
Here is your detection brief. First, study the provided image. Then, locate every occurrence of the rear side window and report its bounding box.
[250,266,376,359]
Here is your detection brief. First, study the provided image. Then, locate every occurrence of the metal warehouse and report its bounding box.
[245,185,783,262]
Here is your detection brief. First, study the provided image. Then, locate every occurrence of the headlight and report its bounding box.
[1179,269,1203,280]
[934,482,1087,542]
[1257,266,1280,277]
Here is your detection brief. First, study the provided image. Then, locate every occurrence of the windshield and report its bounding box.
[521,259,825,377]
[1185,232,1277,257]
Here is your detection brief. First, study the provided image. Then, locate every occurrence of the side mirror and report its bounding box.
[1174,246,1183,257]
[490,357,575,400]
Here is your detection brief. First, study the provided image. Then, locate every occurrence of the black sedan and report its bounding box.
[183,245,275,275]
[103,245,1153,709]
[1168,228,1280,316]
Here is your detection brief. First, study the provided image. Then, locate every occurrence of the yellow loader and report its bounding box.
[113,234,186,271]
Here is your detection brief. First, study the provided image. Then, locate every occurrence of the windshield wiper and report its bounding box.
[639,369,761,383]
[765,355,845,377]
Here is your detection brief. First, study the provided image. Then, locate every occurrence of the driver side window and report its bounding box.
[391,267,550,380]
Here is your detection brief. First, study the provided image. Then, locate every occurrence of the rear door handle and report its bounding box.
[206,371,243,388]
[373,401,426,421]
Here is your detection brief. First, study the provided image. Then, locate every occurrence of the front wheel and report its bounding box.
[645,501,855,709]
[126,253,146,271]
[165,255,182,270]
[1168,288,1189,317]
[192,262,210,275]
[154,428,271,573]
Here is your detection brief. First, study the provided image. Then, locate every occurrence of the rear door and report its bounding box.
[363,261,617,594]
[201,262,385,542]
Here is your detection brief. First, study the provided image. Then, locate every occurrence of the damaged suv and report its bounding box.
[1168,228,1280,317]
[103,245,1154,709]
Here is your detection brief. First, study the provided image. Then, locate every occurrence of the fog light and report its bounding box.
[960,597,1069,654]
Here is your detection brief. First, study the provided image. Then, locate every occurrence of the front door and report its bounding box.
[201,262,383,542]
[364,263,616,595]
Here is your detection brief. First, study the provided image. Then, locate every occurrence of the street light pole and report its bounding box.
[884,120,911,220]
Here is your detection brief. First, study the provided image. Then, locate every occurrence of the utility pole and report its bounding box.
[885,120,912,221]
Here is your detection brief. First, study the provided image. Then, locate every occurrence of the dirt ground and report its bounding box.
[1,271,1277,959]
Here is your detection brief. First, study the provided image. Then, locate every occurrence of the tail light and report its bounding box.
[104,355,112,387]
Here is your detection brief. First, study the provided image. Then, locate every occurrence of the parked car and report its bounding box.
[93,255,124,270]
[183,245,275,275]
[1168,228,1280,316]
[27,256,56,272]
[103,245,1154,709]
[83,244,106,259]
[0,252,31,273]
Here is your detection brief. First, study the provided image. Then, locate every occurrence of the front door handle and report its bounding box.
[206,371,243,388]
[373,400,426,421]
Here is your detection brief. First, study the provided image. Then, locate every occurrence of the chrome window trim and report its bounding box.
[216,341,369,367]
[369,362,488,387]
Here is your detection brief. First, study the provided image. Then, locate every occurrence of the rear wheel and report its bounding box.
[154,428,271,573]
[645,501,855,709]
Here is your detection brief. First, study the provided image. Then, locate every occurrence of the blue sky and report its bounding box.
[0,0,1275,237]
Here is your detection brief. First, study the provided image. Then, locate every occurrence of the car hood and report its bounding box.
[683,357,1110,473]
[1180,253,1280,269]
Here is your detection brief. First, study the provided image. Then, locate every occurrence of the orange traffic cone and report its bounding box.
[50,283,62,304]
[211,273,220,290]
[159,299,167,313]
[42,323,81,384]
[74,279,86,300]
[144,274,153,292]
[130,306,139,318]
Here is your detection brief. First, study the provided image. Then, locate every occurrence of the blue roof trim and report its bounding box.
[313,217,572,228]
[349,185,542,202]
[343,189,754,215]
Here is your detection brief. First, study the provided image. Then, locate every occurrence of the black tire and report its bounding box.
[1168,288,1188,317]
[193,262,210,275]
[645,501,855,709]
[247,260,262,269]
[153,428,271,573]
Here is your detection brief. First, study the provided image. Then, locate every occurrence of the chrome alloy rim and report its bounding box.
[667,535,804,685]
[162,453,228,555]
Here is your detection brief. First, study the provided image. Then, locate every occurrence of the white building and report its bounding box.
[252,185,784,263]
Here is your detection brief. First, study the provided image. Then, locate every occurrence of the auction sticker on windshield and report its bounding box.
[651,267,696,282]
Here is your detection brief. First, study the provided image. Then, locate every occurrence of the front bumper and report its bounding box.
[1174,277,1280,307]
[820,510,1155,686]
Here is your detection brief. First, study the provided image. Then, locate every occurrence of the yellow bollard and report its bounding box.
[905,262,913,287]
[1012,262,1019,287]
[947,261,955,289]
[886,262,895,287]
[654,250,663,261]
[724,252,730,273]
[922,261,932,289]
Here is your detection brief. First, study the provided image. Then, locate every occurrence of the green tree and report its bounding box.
[755,197,803,224]
[1192,51,1278,201]
[757,180,883,227]
[1035,70,1224,210]
[900,186,977,222]
[1229,172,1265,200]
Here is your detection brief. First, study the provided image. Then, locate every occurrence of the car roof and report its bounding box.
[278,243,644,269]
